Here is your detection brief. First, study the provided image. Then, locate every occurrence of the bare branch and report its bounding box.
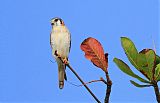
[54,51,101,103]
[66,64,101,103]
[153,81,160,103]
[78,77,107,86]
[104,72,112,103]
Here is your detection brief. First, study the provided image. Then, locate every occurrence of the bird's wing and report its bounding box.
[50,32,52,48]
[69,32,71,53]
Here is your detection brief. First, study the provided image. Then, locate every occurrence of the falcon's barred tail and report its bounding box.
[57,58,66,89]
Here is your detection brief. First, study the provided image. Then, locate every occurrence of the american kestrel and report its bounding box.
[50,17,71,89]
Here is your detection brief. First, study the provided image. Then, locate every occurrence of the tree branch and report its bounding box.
[66,64,101,103]
[77,77,107,86]
[153,82,160,103]
[104,72,112,103]
[78,79,104,86]
[54,51,100,103]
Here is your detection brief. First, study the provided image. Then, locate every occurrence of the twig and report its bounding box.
[100,77,108,85]
[66,81,81,87]
[49,59,56,63]
[77,80,103,86]
[104,72,112,103]
[153,81,160,103]
[77,77,107,86]
[54,51,101,103]
[66,64,101,103]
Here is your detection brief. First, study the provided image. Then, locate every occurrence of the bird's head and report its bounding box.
[50,17,65,26]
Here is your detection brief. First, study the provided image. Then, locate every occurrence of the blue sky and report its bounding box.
[0,0,159,102]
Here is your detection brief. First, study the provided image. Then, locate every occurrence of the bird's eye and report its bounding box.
[55,19,58,22]
[51,23,54,25]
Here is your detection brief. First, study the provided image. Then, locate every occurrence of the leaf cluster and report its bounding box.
[114,37,160,88]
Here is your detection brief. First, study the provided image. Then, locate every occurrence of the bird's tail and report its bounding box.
[57,59,66,89]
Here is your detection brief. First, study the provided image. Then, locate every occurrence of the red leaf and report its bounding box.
[80,37,108,72]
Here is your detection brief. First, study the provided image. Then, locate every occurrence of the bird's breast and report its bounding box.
[51,26,70,58]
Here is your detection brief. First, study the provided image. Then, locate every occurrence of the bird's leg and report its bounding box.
[62,57,69,64]
[54,50,69,64]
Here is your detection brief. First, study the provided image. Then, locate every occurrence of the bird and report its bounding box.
[50,17,71,89]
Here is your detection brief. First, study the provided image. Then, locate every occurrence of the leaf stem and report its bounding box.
[104,72,112,103]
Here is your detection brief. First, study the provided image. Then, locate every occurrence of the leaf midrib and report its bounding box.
[89,43,106,71]
[123,45,140,70]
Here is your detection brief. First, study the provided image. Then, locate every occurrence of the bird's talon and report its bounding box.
[63,58,69,64]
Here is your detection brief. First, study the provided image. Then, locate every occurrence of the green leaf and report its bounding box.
[121,37,139,70]
[113,58,150,83]
[138,49,156,80]
[156,55,160,65]
[155,63,160,81]
[121,37,156,81]
[130,80,152,88]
